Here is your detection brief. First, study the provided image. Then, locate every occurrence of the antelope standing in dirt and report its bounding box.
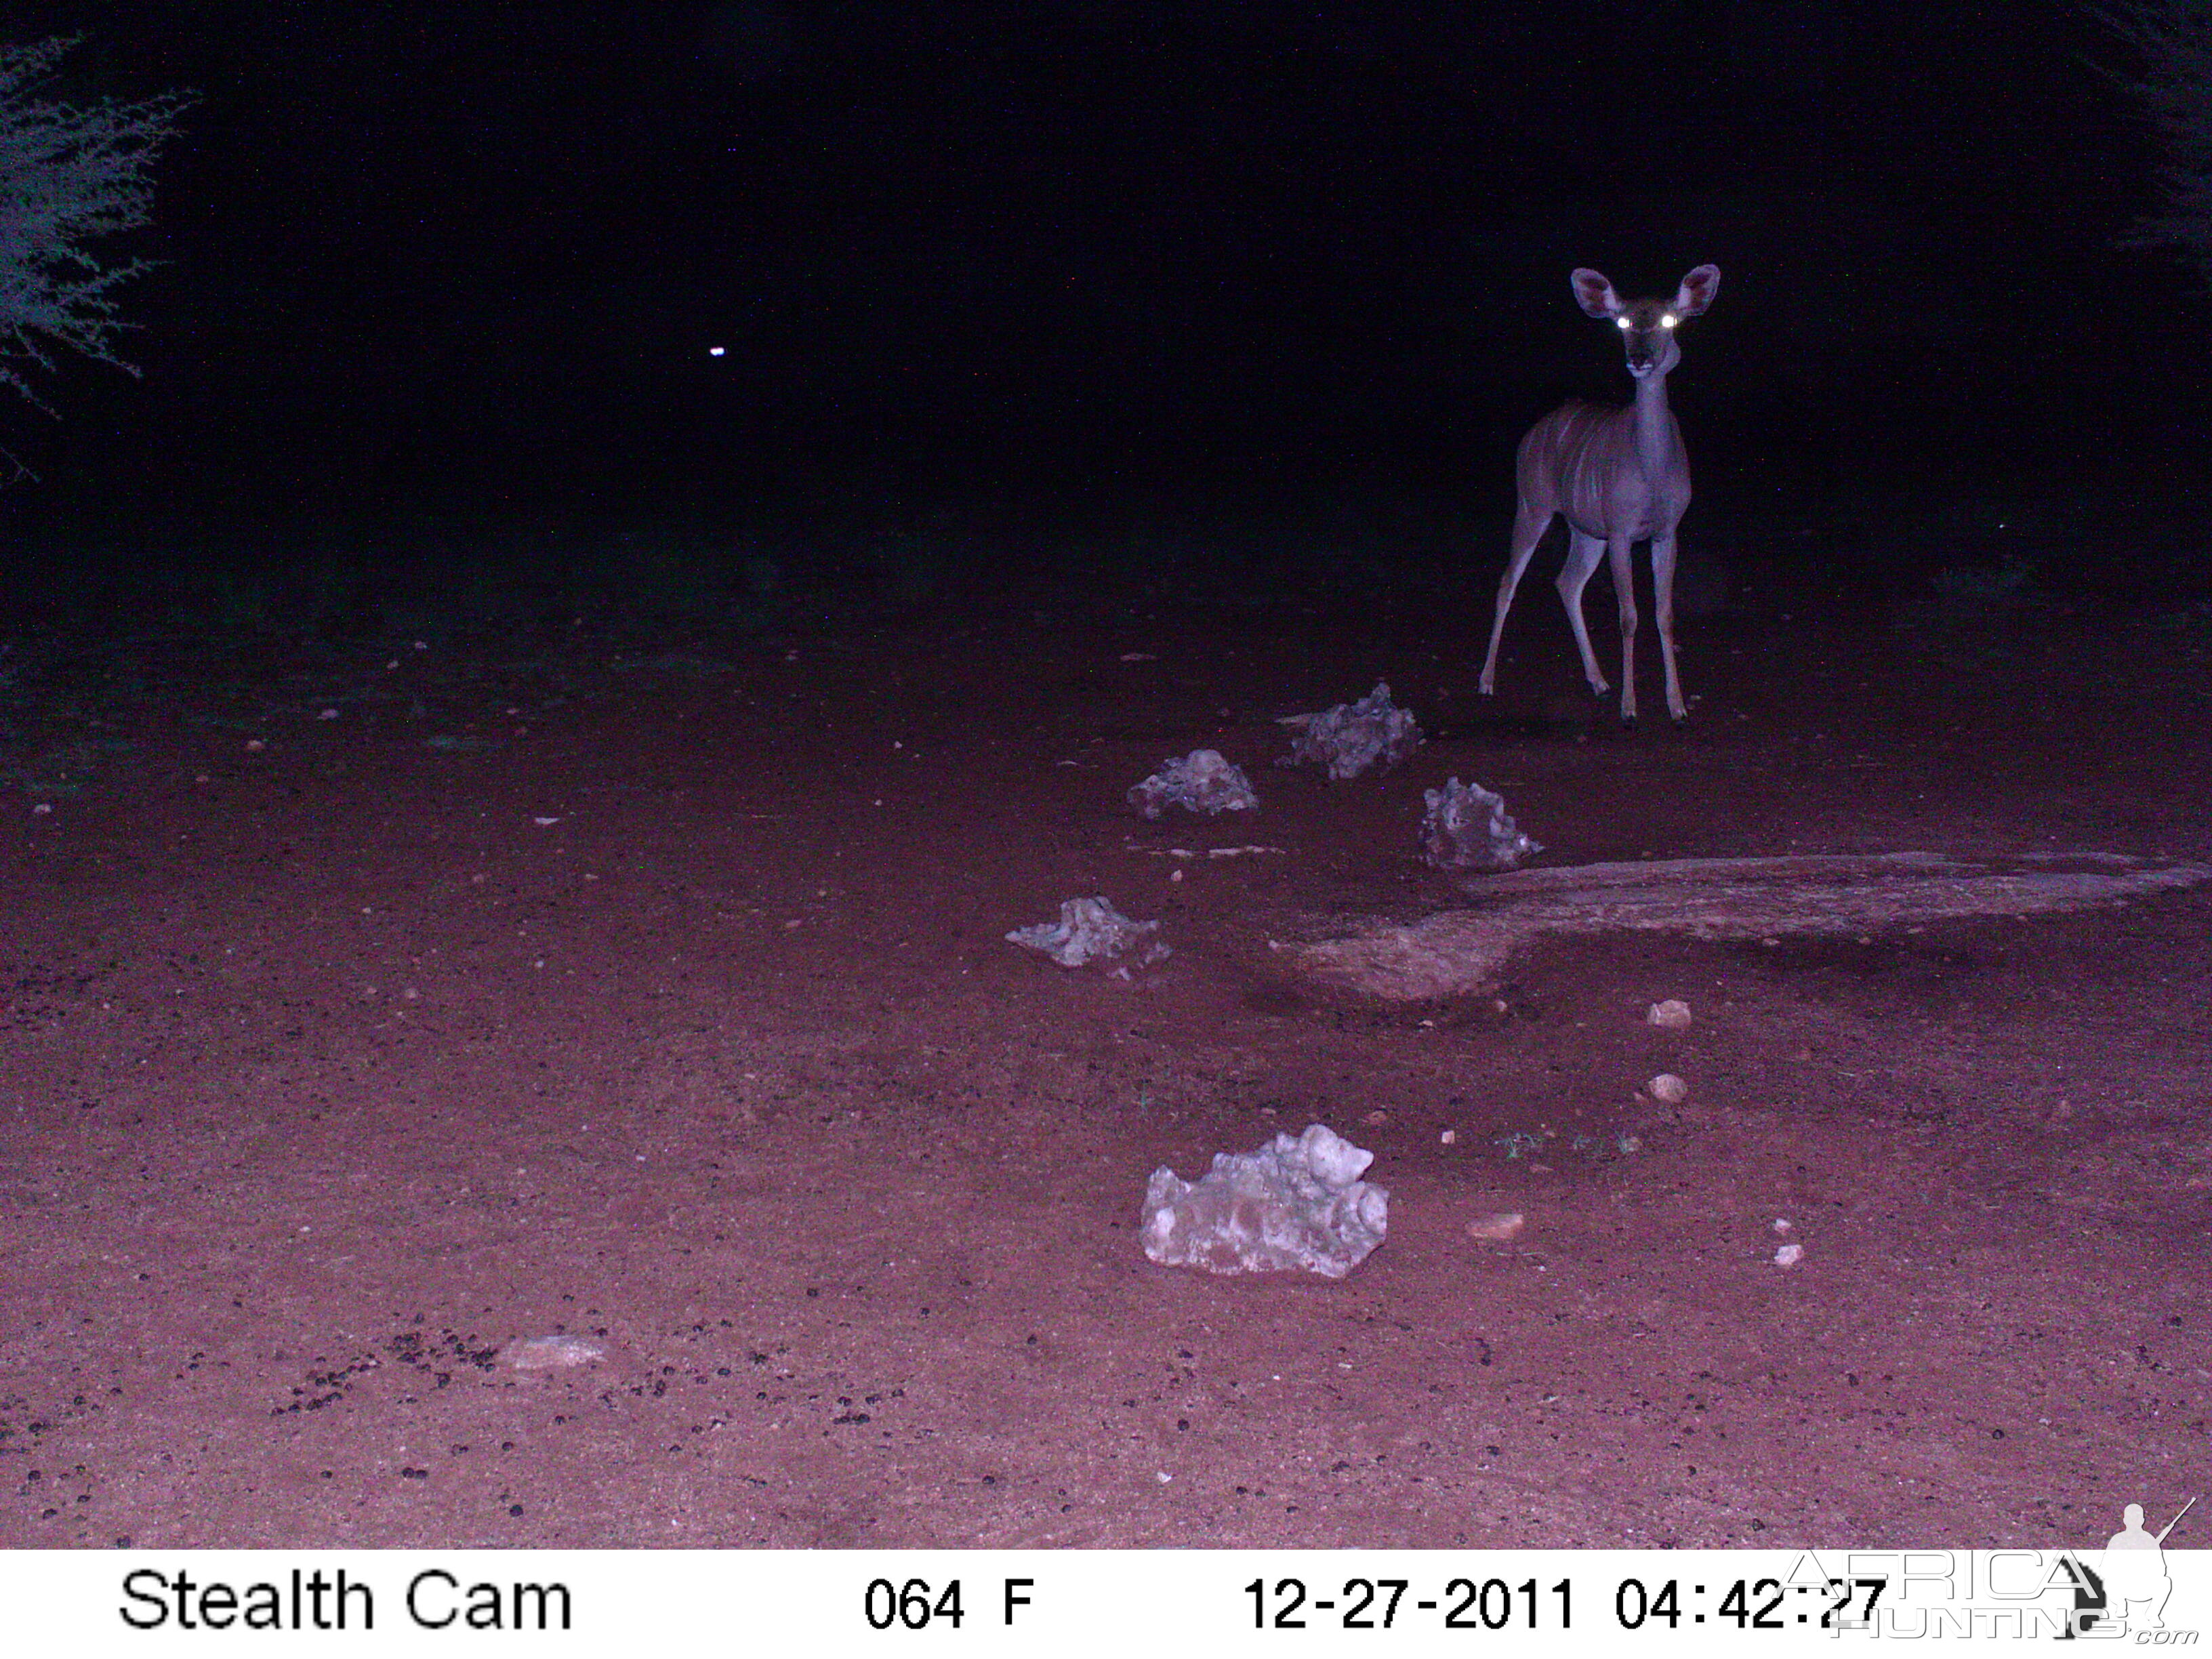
[1478,264,1721,722]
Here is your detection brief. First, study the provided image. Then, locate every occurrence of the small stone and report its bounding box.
[1647,999,1692,1029]
[1647,1073,1690,1104]
[1466,1212,1525,1242]
[1439,1128,1457,1145]
[1774,1243,1804,1269]
[501,1336,605,1370]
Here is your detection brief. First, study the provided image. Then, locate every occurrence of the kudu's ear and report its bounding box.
[1673,265,1721,317]
[1571,269,1621,319]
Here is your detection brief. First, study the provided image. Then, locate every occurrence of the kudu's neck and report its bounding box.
[1629,351,1678,470]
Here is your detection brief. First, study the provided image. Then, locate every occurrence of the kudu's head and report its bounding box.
[1572,265,1720,382]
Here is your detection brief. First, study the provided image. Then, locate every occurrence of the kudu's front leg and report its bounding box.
[1650,533,1687,721]
[1605,535,1640,722]
[1554,527,1612,701]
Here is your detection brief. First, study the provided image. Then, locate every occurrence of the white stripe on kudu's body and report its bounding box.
[1478,264,1720,722]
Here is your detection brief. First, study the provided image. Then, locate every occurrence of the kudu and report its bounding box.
[1478,264,1721,722]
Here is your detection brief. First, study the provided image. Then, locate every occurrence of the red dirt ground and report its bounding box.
[2,565,2207,1550]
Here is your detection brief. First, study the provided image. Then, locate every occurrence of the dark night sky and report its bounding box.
[0,1,2191,541]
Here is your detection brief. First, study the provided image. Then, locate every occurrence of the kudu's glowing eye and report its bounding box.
[1660,314,1677,328]
[1616,316,1631,330]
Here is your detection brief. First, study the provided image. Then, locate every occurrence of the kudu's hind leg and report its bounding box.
[1479,502,1556,696]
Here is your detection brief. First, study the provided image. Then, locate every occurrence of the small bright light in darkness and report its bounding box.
[708,346,725,357]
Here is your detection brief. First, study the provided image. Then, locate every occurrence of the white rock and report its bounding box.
[1420,777,1542,872]
[1142,1123,1389,1278]
[1006,897,1170,969]
[1647,1073,1690,1104]
[1774,1243,1804,1269]
[1647,999,1693,1029]
[1277,682,1422,781]
[1126,748,1260,819]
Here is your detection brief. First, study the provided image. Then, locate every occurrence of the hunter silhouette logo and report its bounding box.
[2094,1497,2194,1634]
[2060,1497,2196,1638]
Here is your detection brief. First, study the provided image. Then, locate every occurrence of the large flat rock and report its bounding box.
[1294,851,2212,1002]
